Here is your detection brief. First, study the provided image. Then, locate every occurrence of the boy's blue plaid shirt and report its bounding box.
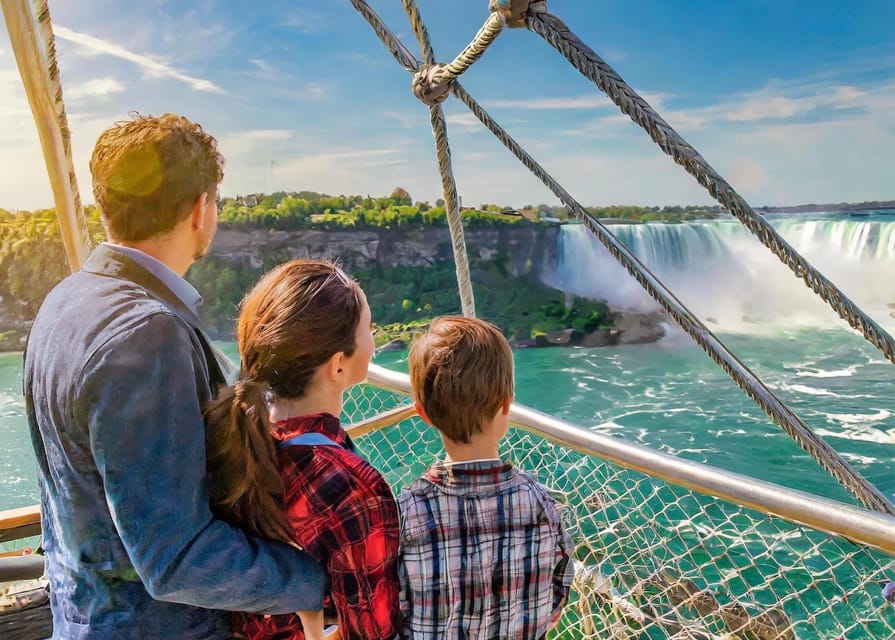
[398,460,574,639]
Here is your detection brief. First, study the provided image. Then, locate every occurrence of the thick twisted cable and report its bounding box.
[449,82,895,515]
[427,106,476,317]
[349,0,420,72]
[348,2,474,315]
[347,0,893,513]
[440,12,505,83]
[528,11,895,367]
[402,0,475,317]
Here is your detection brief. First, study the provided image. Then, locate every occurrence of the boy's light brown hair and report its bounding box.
[90,113,224,242]
[409,316,514,443]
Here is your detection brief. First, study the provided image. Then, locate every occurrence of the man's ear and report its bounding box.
[190,192,208,231]
[414,402,432,425]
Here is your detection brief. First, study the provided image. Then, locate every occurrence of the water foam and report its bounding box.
[795,366,858,378]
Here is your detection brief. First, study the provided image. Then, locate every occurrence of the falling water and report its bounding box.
[546,212,895,333]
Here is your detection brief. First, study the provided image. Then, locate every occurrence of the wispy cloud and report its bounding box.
[0,66,110,210]
[486,95,612,110]
[219,129,296,157]
[562,78,891,138]
[248,58,277,81]
[380,110,422,129]
[241,58,329,102]
[66,77,126,101]
[54,25,224,93]
[722,84,868,123]
[281,11,323,34]
[304,82,327,101]
[445,112,482,132]
[223,147,408,197]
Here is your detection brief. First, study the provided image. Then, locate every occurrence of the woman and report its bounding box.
[204,259,401,640]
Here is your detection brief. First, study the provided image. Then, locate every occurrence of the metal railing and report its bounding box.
[365,363,895,555]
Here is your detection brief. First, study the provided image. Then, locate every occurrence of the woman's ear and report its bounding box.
[324,351,345,382]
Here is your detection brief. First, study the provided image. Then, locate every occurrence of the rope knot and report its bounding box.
[489,0,544,28]
[412,64,451,106]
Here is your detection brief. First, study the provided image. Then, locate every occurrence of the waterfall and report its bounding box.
[545,212,895,332]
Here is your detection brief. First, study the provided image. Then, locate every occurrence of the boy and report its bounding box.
[400,316,575,639]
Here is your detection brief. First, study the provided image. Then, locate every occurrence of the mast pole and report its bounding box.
[2,0,90,271]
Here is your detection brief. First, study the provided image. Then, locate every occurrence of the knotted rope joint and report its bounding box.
[412,63,451,105]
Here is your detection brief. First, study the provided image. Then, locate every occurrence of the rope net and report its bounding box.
[343,383,895,640]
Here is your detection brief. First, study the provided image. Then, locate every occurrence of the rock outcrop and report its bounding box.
[210,226,559,280]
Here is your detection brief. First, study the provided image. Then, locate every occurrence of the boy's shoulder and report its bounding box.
[397,464,558,508]
[511,468,563,509]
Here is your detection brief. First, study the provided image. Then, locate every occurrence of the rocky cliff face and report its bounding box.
[210,225,559,279]
[0,224,671,351]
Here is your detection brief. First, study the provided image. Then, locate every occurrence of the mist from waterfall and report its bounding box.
[544,212,895,333]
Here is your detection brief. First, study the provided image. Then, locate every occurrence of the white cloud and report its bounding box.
[486,95,612,110]
[447,146,711,209]
[66,77,126,101]
[0,64,61,209]
[831,85,866,104]
[282,11,323,34]
[683,81,875,126]
[662,111,708,131]
[240,58,330,102]
[54,25,224,93]
[248,58,276,81]
[304,82,327,101]
[380,110,422,129]
[440,74,895,208]
[725,96,808,122]
[445,112,482,132]
[224,147,409,197]
[219,129,296,158]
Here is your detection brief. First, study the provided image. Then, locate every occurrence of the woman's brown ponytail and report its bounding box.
[204,259,363,545]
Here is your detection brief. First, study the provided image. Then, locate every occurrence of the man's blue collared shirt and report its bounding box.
[103,242,202,314]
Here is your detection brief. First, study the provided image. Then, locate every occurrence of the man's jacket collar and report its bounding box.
[82,243,202,328]
[81,244,237,391]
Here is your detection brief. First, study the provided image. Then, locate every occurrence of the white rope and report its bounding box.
[402,0,475,317]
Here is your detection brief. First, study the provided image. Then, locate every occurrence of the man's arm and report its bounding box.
[81,313,325,613]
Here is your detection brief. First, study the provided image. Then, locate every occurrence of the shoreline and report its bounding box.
[0,310,668,355]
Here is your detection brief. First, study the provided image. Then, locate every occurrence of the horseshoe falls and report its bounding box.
[546,212,895,334]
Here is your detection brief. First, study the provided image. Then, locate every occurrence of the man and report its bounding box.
[24,114,326,638]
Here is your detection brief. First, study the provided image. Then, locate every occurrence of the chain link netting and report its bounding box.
[0,537,39,556]
[344,383,895,639]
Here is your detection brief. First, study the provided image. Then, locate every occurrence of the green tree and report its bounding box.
[390,187,412,206]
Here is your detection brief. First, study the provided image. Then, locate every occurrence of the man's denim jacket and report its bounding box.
[23,245,325,639]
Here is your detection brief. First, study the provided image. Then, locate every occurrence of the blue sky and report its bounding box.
[1,0,893,210]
